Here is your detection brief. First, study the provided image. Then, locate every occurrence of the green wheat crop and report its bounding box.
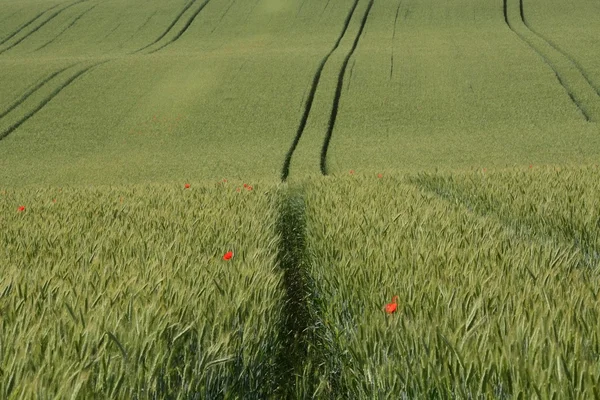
[299,166,600,398]
[0,183,285,399]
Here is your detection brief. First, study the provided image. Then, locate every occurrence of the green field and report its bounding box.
[1,0,600,398]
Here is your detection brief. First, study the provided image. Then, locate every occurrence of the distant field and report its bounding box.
[0,0,599,185]
[1,0,600,398]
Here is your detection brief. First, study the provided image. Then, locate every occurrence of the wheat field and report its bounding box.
[1,0,599,398]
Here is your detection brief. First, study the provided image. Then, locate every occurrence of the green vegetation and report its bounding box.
[3,168,600,397]
[526,0,600,96]
[300,167,600,397]
[1,0,598,185]
[0,183,286,398]
[2,0,600,398]
[0,0,362,186]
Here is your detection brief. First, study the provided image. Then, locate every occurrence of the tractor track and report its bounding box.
[36,4,97,51]
[320,0,375,175]
[0,10,22,25]
[110,10,158,52]
[520,0,600,98]
[243,0,261,25]
[0,64,76,120]
[390,0,402,79]
[148,0,214,54]
[296,0,308,18]
[210,0,237,34]
[411,175,600,270]
[135,10,159,36]
[0,62,106,141]
[97,22,121,44]
[281,0,363,181]
[346,59,356,91]
[322,0,332,15]
[0,0,88,55]
[503,0,591,121]
[134,0,197,53]
[0,4,60,46]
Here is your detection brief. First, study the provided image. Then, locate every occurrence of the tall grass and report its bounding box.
[0,183,285,398]
[300,167,600,398]
[2,169,600,397]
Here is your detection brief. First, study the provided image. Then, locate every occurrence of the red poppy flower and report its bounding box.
[349,170,354,175]
[529,165,533,169]
[236,188,240,192]
[223,251,233,260]
[247,185,253,191]
[243,183,248,188]
[222,179,227,183]
[384,296,398,314]
[185,183,191,189]
[52,199,57,203]
[377,173,383,179]
[17,205,25,212]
